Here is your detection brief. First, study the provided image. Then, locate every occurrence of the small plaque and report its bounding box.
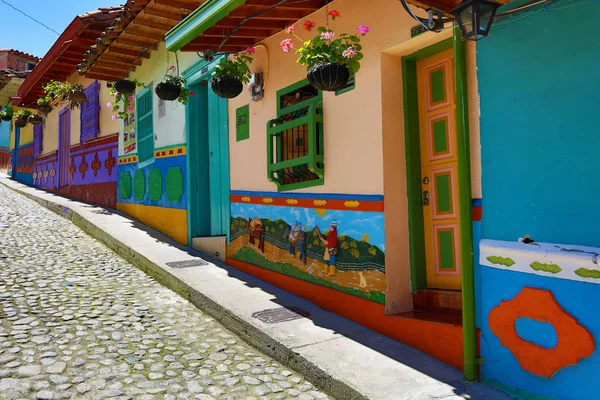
[165,259,209,268]
[251,307,310,324]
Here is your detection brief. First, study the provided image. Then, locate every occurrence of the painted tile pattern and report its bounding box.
[227,190,386,304]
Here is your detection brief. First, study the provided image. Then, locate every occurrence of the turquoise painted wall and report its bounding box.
[478,2,600,248]
[477,3,600,399]
[0,120,10,148]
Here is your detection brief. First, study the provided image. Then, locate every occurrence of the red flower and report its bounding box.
[189,92,196,97]
[303,20,317,31]
[169,65,176,70]
[328,10,340,19]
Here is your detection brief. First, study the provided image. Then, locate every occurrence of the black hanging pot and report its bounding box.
[307,63,350,92]
[38,104,53,114]
[155,82,181,101]
[211,76,243,99]
[28,115,44,125]
[114,80,136,95]
[15,119,27,128]
[0,114,11,121]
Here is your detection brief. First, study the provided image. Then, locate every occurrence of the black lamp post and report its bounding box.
[450,0,502,40]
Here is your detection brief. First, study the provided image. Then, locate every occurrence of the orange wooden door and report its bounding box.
[416,48,462,290]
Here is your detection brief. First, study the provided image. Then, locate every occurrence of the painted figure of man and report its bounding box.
[284,222,302,256]
[247,217,264,253]
[319,221,338,276]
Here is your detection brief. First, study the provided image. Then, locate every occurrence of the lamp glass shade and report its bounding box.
[450,0,501,40]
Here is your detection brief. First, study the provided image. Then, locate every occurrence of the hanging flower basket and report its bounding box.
[28,114,44,125]
[155,82,181,101]
[14,118,27,128]
[0,105,14,121]
[14,109,30,127]
[307,63,350,92]
[114,80,136,95]
[211,76,244,99]
[38,103,53,114]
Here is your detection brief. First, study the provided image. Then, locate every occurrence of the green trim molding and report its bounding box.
[166,0,245,52]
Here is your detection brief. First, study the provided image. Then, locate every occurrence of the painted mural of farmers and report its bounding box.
[319,221,338,276]
[246,217,264,253]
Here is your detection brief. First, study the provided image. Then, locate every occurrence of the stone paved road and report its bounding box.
[0,184,331,400]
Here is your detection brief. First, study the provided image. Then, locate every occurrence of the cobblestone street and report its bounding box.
[0,184,331,400]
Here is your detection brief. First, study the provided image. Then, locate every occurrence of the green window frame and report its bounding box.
[136,85,154,167]
[267,79,324,192]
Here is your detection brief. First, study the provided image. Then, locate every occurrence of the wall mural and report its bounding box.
[479,239,599,400]
[227,191,386,304]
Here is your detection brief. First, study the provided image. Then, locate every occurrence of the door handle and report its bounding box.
[423,190,429,206]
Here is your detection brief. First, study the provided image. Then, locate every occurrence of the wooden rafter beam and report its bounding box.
[202,26,275,39]
[124,23,165,40]
[245,0,323,10]
[182,44,246,53]
[189,36,257,46]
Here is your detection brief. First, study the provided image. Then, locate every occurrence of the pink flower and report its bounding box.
[285,25,295,34]
[280,38,294,52]
[303,20,316,31]
[111,115,118,120]
[106,102,112,108]
[113,92,119,98]
[328,10,340,19]
[127,105,133,111]
[320,31,335,41]
[170,65,176,70]
[357,25,370,35]
[342,47,357,58]
[128,96,134,102]
[245,47,255,55]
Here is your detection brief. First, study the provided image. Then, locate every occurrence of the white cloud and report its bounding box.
[290,208,300,221]
[304,208,315,227]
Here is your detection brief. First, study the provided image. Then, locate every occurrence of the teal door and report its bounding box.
[187,79,230,242]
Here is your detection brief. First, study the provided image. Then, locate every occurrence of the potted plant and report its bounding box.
[28,113,44,125]
[211,48,254,99]
[281,12,369,91]
[37,97,53,114]
[155,66,194,104]
[106,82,144,120]
[0,105,14,121]
[43,80,71,105]
[14,109,31,128]
[68,84,88,109]
[114,79,137,95]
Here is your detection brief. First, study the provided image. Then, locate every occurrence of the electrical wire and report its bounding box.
[0,0,60,36]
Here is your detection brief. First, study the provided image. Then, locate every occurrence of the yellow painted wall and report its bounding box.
[224,0,481,312]
[8,106,35,149]
[121,43,197,156]
[116,203,188,245]
[38,73,119,157]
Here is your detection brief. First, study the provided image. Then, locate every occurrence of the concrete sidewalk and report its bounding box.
[0,174,513,400]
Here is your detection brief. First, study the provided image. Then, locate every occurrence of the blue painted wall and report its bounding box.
[478,2,600,248]
[479,267,600,400]
[0,120,9,148]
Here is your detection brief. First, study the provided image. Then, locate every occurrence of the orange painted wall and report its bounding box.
[227,257,464,370]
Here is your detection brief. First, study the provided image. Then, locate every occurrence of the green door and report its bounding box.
[187,79,230,242]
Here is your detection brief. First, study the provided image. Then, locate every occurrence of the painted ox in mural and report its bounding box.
[246,217,265,253]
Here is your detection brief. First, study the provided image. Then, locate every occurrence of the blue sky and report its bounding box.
[0,0,121,58]
[232,203,386,252]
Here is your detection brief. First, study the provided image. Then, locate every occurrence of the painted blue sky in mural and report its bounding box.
[232,203,386,251]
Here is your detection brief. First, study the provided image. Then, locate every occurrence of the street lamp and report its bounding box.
[450,0,502,40]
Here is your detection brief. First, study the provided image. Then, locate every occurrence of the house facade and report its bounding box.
[474,2,600,399]
[0,50,39,173]
[9,8,121,207]
[166,0,484,374]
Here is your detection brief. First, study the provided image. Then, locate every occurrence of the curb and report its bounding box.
[1,179,366,400]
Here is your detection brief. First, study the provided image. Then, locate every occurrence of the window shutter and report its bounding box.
[136,88,154,165]
[236,105,249,142]
[80,81,101,143]
[33,124,43,158]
